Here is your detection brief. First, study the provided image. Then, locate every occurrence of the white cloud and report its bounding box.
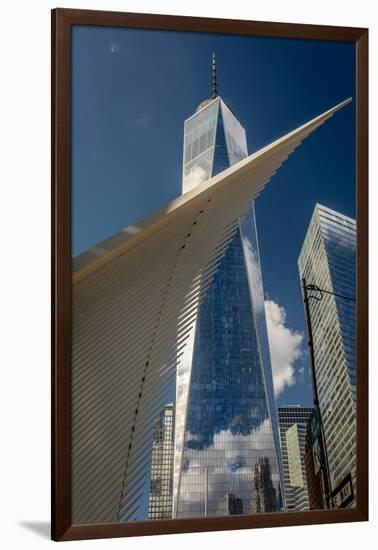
[264,300,303,397]
[136,113,151,128]
[184,165,206,193]
[109,41,120,54]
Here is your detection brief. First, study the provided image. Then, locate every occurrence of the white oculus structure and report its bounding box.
[71,98,351,524]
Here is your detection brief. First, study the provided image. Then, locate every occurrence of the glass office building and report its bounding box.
[298,204,356,506]
[173,74,284,518]
[278,406,314,511]
[148,405,175,520]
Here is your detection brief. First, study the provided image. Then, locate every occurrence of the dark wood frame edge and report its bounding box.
[51,8,369,542]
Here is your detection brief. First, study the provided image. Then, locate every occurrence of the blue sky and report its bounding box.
[72,25,355,407]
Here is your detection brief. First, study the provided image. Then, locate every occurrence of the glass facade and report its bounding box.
[278,406,314,511]
[148,405,175,520]
[174,97,284,518]
[298,204,356,505]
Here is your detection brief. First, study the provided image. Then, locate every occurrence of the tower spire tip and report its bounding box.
[212,52,218,99]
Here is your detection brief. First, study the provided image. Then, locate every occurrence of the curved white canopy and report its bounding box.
[71,98,351,523]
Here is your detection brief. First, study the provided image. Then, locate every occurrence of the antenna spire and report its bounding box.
[211,52,218,99]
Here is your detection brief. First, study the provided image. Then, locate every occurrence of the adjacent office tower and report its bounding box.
[278,406,314,511]
[148,405,175,520]
[298,204,356,507]
[173,54,284,518]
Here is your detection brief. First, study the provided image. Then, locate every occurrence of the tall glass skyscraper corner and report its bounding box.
[298,204,356,507]
[172,60,285,518]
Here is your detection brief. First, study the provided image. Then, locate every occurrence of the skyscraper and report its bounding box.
[278,406,314,511]
[148,405,175,520]
[70,57,350,521]
[173,55,285,518]
[298,204,356,508]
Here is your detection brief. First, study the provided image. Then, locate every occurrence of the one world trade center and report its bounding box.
[172,55,285,518]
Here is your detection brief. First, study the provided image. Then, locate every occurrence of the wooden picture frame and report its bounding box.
[52,8,368,542]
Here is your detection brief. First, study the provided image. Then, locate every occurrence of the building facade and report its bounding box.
[173,58,285,519]
[278,406,314,511]
[304,414,325,510]
[148,405,175,520]
[298,204,356,507]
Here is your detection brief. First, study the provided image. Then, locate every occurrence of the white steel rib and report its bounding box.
[71,99,351,524]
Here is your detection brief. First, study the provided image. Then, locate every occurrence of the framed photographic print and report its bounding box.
[51,8,368,542]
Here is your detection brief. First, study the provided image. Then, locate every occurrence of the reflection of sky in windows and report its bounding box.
[319,209,356,399]
[178,422,279,516]
[175,98,284,518]
[298,205,356,493]
[183,101,218,192]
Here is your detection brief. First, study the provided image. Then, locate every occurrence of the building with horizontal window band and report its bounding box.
[148,404,175,520]
[298,204,356,508]
[278,406,314,511]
